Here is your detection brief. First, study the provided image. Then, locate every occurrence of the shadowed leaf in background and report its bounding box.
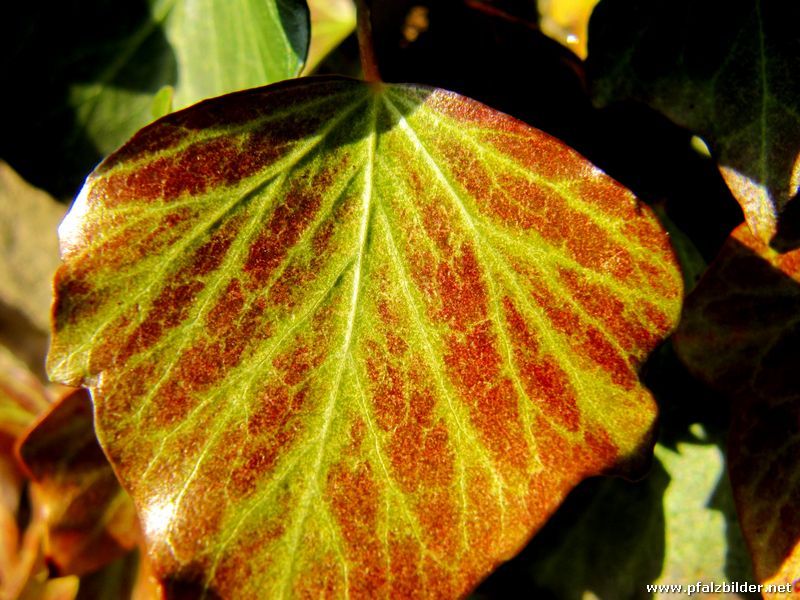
[588,0,800,249]
[674,224,800,597]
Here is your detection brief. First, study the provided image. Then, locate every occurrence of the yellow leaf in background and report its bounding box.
[0,162,64,333]
[538,0,600,58]
[303,0,357,74]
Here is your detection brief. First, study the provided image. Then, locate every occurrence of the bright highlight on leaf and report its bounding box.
[674,224,800,596]
[48,77,682,597]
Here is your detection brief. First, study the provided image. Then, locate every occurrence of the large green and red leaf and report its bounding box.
[674,224,800,596]
[16,388,139,577]
[588,0,800,249]
[48,77,681,597]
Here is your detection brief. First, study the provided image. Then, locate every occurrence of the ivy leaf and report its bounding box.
[673,224,800,594]
[537,0,600,59]
[48,77,682,597]
[303,0,356,74]
[16,389,139,577]
[588,0,800,249]
[72,0,310,159]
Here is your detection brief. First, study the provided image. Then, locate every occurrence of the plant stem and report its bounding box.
[355,0,381,82]
[464,0,539,31]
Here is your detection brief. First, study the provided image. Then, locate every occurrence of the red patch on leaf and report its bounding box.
[189,218,242,277]
[558,268,660,355]
[388,388,455,492]
[437,243,487,325]
[119,280,204,363]
[244,188,322,288]
[388,536,424,598]
[367,353,406,432]
[580,327,637,389]
[231,380,310,497]
[503,297,580,431]
[327,462,388,597]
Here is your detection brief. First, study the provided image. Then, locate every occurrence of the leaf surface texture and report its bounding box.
[49,77,682,598]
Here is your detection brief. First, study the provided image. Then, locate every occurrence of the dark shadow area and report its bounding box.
[314,32,362,80]
[276,0,311,63]
[473,466,668,600]
[675,235,800,583]
[586,0,800,251]
[74,550,141,599]
[775,193,800,252]
[1,1,178,200]
[642,340,731,450]
[373,0,592,155]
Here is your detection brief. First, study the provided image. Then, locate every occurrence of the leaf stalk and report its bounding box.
[356,0,382,82]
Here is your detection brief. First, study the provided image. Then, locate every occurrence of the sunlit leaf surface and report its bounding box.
[303,0,356,74]
[588,0,800,248]
[49,77,681,597]
[537,0,600,59]
[674,224,800,595]
[17,389,139,577]
[72,0,310,159]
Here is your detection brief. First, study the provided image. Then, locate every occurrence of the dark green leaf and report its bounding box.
[588,0,800,248]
